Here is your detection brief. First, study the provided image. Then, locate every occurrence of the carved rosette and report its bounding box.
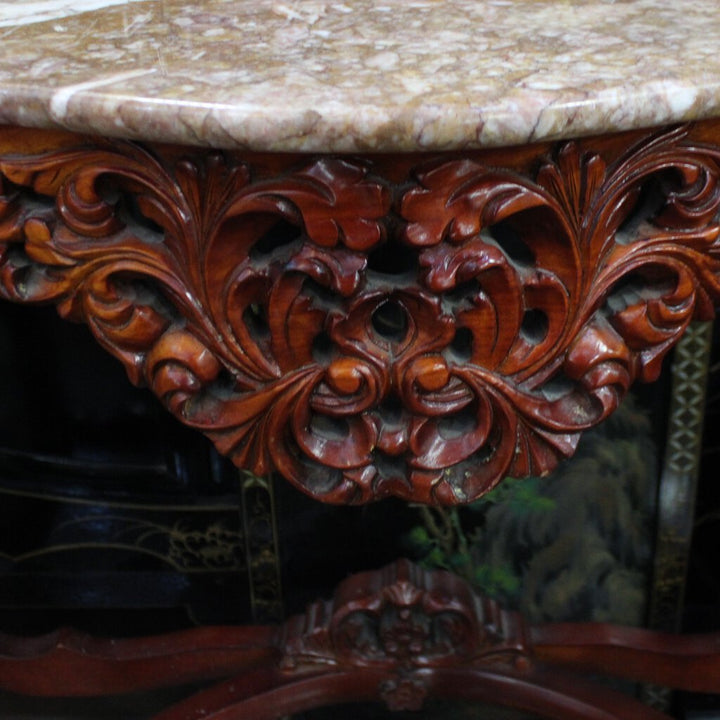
[0,126,719,504]
[277,559,528,710]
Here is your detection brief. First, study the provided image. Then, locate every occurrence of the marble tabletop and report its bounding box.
[0,0,719,152]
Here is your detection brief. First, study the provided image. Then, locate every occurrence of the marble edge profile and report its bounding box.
[2,80,720,152]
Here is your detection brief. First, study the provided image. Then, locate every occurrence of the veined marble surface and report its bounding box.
[0,0,719,151]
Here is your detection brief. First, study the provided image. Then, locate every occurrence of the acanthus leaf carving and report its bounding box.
[0,126,719,504]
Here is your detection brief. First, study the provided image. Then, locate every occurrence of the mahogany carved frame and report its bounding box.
[2,559,720,719]
[1,123,719,505]
[2,122,720,717]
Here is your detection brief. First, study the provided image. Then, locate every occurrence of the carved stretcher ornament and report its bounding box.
[1,125,719,504]
[1,559,719,719]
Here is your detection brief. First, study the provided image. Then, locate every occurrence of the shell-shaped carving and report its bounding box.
[278,559,527,672]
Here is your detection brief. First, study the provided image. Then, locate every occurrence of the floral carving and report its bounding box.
[0,126,719,504]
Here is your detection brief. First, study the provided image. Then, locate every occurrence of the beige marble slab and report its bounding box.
[0,0,719,151]
[0,0,147,28]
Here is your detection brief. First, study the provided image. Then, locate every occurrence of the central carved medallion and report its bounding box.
[278,559,528,711]
[0,126,719,504]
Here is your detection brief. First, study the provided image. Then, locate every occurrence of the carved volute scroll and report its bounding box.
[277,559,528,711]
[0,125,719,504]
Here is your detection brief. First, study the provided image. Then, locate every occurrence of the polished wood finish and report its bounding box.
[0,626,278,696]
[533,623,720,693]
[0,124,719,504]
[2,560,719,718]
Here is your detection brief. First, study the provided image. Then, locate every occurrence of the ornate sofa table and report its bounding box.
[2,0,720,717]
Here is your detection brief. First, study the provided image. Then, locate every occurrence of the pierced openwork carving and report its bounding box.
[278,558,528,711]
[0,126,719,504]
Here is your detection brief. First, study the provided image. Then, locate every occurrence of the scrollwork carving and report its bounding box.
[0,125,719,504]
